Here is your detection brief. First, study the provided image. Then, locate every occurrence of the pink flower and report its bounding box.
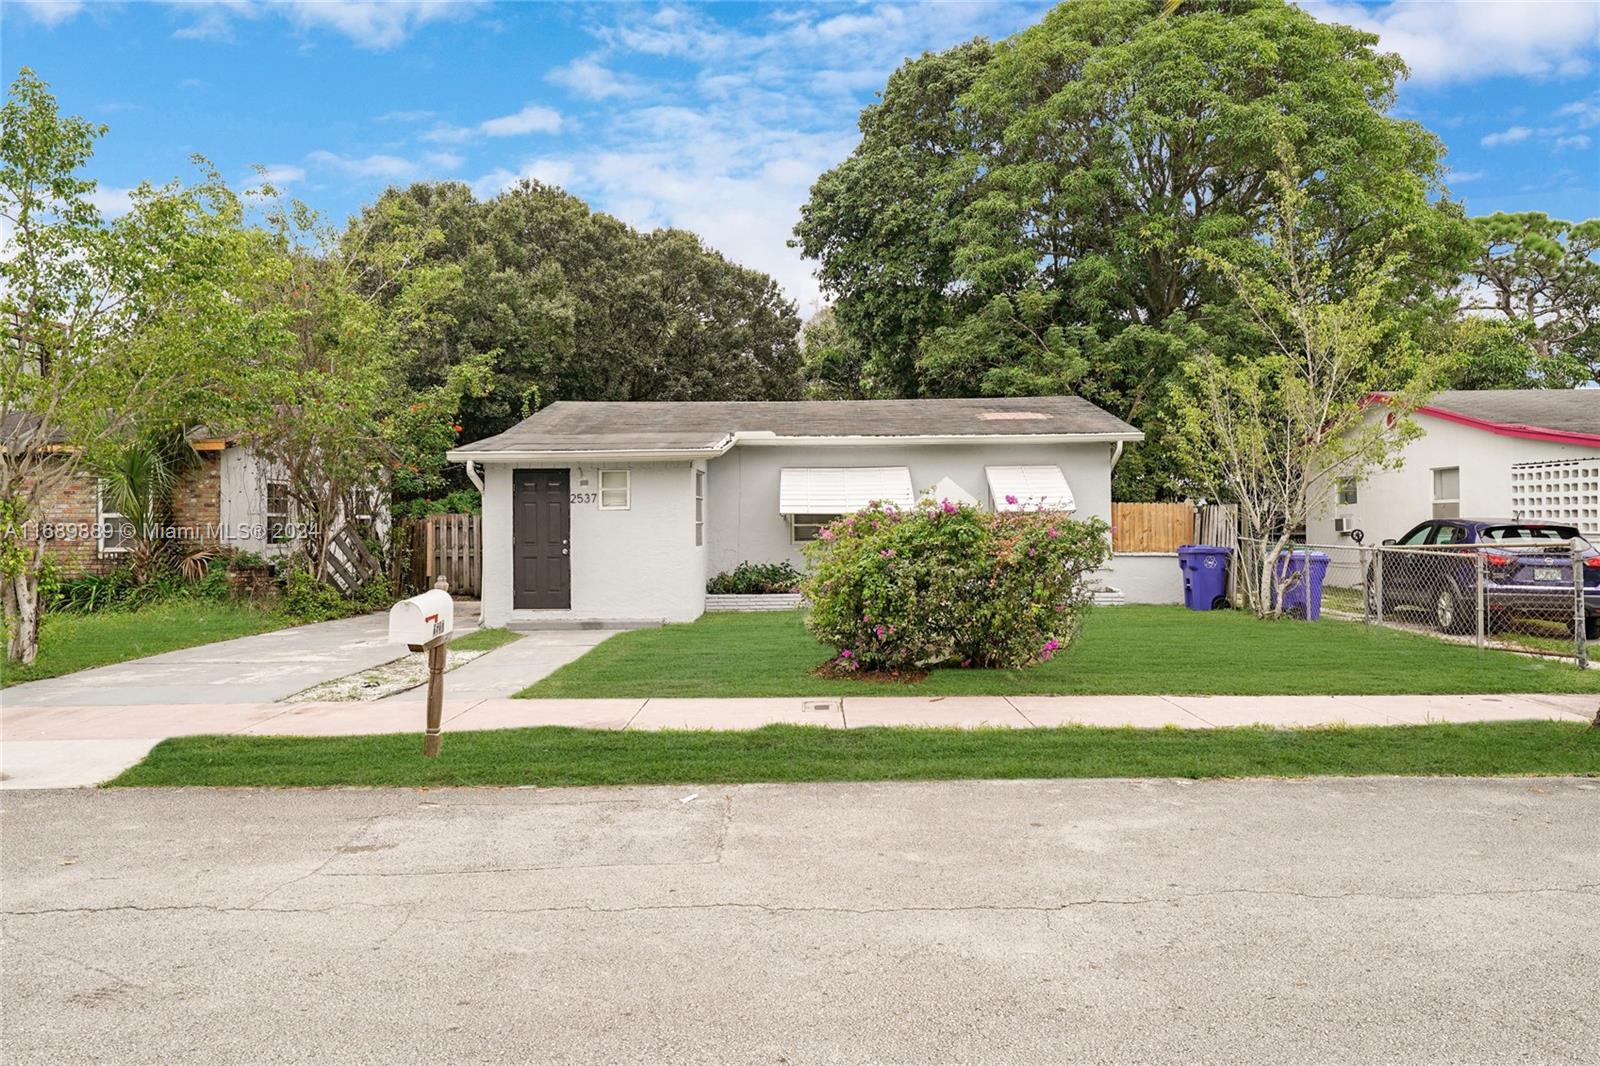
[1047,528,1059,539]
[1005,494,1018,505]
[874,625,886,639]
[941,499,958,514]
[841,649,853,659]
[818,528,836,541]
[1039,649,1054,661]
[880,548,895,558]
[1043,638,1060,652]
[1027,547,1038,557]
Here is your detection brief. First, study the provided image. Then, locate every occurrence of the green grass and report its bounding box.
[106,720,1600,788]
[450,627,520,653]
[518,607,1600,698]
[1,601,290,687]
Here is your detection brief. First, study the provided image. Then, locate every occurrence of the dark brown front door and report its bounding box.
[513,469,570,610]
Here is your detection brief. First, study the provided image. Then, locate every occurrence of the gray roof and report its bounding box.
[1424,389,1599,436]
[454,396,1143,456]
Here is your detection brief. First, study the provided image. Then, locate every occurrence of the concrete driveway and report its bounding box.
[2,776,1595,1063]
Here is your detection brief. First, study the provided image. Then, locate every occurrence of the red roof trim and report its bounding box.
[1365,393,1600,448]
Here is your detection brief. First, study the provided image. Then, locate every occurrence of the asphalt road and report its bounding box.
[3,778,1597,1064]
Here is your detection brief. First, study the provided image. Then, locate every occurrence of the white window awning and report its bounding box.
[779,467,916,515]
[986,466,1076,512]
[925,476,978,508]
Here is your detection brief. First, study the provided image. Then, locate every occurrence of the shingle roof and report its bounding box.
[1422,389,1599,436]
[452,396,1143,456]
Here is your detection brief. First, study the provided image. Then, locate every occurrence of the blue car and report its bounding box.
[1371,519,1600,639]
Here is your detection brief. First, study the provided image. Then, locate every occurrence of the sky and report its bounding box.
[3,0,1598,312]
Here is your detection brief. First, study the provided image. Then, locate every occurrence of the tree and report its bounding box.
[797,305,868,399]
[354,180,803,454]
[1,70,271,664]
[1171,167,1440,617]
[793,0,1473,495]
[239,194,490,585]
[1461,212,1600,386]
[1435,316,1586,391]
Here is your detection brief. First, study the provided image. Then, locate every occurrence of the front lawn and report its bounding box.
[106,720,1600,788]
[519,607,1600,698]
[1,602,290,687]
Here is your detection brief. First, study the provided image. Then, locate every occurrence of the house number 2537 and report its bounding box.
[570,492,597,504]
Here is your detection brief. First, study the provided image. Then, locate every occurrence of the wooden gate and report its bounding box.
[1111,502,1194,553]
[397,513,482,598]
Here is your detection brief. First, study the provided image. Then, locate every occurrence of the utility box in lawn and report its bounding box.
[389,587,454,757]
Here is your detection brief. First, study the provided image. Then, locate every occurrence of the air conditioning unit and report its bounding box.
[1333,516,1355,535]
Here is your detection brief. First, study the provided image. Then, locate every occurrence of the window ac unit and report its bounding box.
[1333,516,1355,535]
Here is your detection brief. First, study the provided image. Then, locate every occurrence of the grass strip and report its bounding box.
[107,720,1599,788]
[450,627,521,653]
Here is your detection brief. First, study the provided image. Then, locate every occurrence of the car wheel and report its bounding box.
[1432,585,1467,635]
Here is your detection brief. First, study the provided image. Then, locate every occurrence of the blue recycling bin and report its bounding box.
[1274,549,1331,620]
[1177,544,1233,611]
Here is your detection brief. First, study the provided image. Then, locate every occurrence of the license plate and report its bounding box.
[1533,567,1561,582]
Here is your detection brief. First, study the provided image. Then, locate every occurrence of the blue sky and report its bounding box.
[5,0,1598,309]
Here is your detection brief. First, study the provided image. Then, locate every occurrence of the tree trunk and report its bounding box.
[5,569,40,666]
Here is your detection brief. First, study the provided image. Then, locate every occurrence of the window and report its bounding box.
[1337,478,1359,506]
[1432,467,1460,519]
[790,513,837,543]
[266,481,292,544]
[694,469,705,547]
[96,480,132,555]
[599,469,630,510]
[1430,523,1466,545]
[1398,524,1433,546]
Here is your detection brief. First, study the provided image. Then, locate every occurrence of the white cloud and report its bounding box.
[157,0,483,51]
[419,123,474,144]
[1449,170,1486,184]
[423,151,464,171]
[306,150,418,179]
[1480,125,1532,148]
[1554,134,1592,151]
[88,186,135,217]
[377,109,435,123]
[480,104,563,137]
[1297,1,1599,84]
[250,163,307,186]
[470,158,579,199]
[1558,92,1600,128]
[547,56,642,100]
[13,0,85,27]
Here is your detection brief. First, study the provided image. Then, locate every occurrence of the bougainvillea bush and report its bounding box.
[801,501,1111,672]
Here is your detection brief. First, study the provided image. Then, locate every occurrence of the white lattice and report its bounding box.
[1510,457,1600,535]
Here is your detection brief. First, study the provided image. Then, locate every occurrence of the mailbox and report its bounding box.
[388,589,454,648]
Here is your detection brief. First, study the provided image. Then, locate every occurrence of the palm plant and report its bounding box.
[95,431,198,583]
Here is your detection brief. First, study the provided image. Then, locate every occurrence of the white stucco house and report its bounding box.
[448,397,1143,627]
[1306,389,1600,546]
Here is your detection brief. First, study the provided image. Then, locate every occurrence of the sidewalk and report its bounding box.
[3,692,1593,789]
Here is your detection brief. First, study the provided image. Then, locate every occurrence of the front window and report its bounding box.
[1337,478,1358,506]
[1431,467,1460,519]
[599,469,630,510]
[96,480,132,555]
[790,513,837,543]
[266,481,292,544]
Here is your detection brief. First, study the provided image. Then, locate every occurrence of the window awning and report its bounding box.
[779,467,916,515]
[985,466,1075,512]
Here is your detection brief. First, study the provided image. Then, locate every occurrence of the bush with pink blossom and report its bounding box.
[801,499,1110,672]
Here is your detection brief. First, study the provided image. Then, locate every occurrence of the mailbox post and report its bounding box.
[388,582,455,757]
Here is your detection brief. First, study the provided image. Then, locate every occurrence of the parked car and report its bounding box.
[1367,519,1600,638]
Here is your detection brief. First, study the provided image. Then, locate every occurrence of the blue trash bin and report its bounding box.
[1274,549,1331,620]
[1177,545,1233,611]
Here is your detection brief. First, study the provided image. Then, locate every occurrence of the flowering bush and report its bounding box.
[801,501,1111,672]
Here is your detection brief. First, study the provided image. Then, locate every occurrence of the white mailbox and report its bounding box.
[388,589,454,648]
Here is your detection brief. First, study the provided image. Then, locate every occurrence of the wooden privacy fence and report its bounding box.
[1111,502,1238,553]
[395,513,481,598]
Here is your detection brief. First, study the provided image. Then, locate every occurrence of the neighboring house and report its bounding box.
[21,428,383,577]
[449,397,1144,627]
[1307,389,1600,547]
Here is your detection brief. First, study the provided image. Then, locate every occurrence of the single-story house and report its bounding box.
[448,397,1144,627]
[11,423,385,577]
[1306,389,1600,546]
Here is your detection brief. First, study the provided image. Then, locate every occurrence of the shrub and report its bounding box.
[282,569,393,623]
[801,501,1110,672]
[393,488,481,519]
[706,561,803,595]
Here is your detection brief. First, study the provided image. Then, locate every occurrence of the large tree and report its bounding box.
[1,70,272,664]
[354,180,803,450]
[793,0,1474,495]
[1459,212,1599,386]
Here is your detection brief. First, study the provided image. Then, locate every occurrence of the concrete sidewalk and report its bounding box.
[3,691,1593,789]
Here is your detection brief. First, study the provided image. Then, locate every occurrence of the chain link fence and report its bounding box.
[1240,538,1597,669]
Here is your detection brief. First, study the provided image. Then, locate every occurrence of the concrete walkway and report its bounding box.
[3,691,1593,789]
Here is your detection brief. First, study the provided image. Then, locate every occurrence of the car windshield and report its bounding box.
[1480,524,1581,541]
